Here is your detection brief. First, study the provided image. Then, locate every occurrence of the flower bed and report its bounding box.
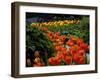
[26,18,90,67]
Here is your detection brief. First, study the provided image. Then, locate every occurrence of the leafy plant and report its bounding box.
[26,25,54,65]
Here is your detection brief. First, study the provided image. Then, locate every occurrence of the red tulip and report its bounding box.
[66,40,74,46]
[48,57,60,65]
[73,54,85,64]
[70,45,78,56]
[76,38,83,46]
[56,52,62,59]
[70,35,77,43]
[60,35,66,41]
[55,32,60,36]
[80,43,88,50]
[55,46,62,51]
[58,41,63,45]
[78,49,85,56]
[64,56,72,65]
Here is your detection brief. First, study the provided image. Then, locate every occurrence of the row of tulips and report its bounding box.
[31,20,80,28]
[28,22,89,66]
[47,30,89,65]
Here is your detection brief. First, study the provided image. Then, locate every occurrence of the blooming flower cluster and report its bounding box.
[47,31,89,65]
[31,20,80,28]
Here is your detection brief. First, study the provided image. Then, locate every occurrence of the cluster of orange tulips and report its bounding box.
[47,31,89,65]
[31,20,80,28]
[26,51,45,67]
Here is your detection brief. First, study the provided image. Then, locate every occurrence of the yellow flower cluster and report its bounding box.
[31,20,80,28]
